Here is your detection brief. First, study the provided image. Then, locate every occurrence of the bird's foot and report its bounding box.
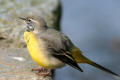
[32,67,47,72]
[31,67,51,77]
[36,71,51,77]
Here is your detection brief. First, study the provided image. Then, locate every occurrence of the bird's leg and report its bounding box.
[32,67,52,77]
[36,69,51,77]
[31,67,46,73]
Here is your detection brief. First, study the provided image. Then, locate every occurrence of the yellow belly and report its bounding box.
[24,32,65,68]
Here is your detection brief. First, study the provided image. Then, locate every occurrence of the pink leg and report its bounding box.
[31,67,51,77]
[36,71,51,77]
[31,67,46,72]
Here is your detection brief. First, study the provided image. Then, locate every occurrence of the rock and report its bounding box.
[0,0,61,79]
[0,0,61,48]
[0,48,53,80]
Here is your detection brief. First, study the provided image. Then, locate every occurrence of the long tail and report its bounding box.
[87,60,119,76]
[72,48,119,76]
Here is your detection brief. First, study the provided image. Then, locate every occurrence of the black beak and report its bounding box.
[19,17,27,21]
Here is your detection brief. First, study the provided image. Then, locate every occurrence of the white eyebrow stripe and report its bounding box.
[30,19,40,25]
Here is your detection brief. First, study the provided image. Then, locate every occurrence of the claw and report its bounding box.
[31,67,51,77]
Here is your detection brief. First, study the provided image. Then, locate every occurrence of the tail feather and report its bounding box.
[113,75,120,80]
[87,60,119,76]
[72,48,119,76]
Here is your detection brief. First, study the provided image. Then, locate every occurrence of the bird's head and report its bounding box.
[19,16,47,33]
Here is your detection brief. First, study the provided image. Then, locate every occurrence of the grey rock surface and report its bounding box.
[0,48,53,80]
[0,0,61,79]
[0,0,61,48]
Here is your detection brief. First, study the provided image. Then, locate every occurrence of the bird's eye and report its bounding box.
[28,19,31,22]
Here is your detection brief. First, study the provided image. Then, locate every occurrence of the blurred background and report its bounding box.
[55,0,120,80]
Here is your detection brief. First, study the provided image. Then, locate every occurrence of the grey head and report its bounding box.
[19,16,47,33]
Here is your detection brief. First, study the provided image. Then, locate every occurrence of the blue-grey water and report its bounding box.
[55,0,120,80]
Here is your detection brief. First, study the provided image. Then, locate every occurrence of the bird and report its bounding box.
[19,16,119,77]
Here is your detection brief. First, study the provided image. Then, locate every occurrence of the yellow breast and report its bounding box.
[24,32,50,67]
[24,32,64,68]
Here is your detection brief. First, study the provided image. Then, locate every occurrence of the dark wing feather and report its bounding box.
[39,28,83,72]
[51,49,83,72]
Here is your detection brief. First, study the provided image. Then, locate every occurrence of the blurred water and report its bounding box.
[55,0,120,80]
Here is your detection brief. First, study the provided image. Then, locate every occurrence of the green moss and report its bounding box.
[7,39,13,43]
[31,0,43,6]
[0,1,6,6]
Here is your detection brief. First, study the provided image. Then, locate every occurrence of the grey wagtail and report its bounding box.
[19,16,119,77]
